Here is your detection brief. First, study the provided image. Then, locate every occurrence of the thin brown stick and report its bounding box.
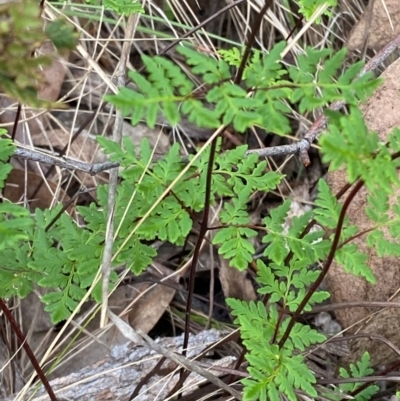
[179,0,274,393]
[10,104,21,142]
[329,333,400,360]
[181,138,218,356]
[156,0,247,57]
[29,109,100,199]
[319,375,400,385]
[311,300,400,314]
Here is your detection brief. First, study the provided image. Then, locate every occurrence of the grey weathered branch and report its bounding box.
[13,147,120,175]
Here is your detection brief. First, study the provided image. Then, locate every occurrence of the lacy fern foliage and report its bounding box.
[322,352,379,401]
[106,41,379,136]
[227,298,325,401]
[0,6,398,400]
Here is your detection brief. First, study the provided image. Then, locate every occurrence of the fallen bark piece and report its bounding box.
[2,329,233,401]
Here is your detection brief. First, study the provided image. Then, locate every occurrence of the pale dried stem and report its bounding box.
[100,13,141,328]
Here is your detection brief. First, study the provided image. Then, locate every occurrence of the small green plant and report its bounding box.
[227,296,326,401]
[323,352,379,401]
[0,0,77,105]
[84,0,143,15]
[298,0,338,22]
[0,130,34,251]
[1,0,399,399]
[217,47,262,80]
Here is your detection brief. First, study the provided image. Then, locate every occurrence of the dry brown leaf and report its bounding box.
[4,169,70,210]
[219,257,256,302]
[0,42,67,141]
[326,57,400,366]
[347,0,400,51]
[127,264,177,333]
[38,42,67,103]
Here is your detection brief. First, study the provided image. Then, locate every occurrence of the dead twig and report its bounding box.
[13,146,119,175]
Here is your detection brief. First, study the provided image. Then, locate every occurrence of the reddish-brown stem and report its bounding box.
[207,224,265,231]
[265,180,354,304]
[130,357,166,400]
[45,186,97,232]
[10,104,21,142]
[180,1,275,394]
[182,138,218,358]
[0,298,58,401]
[278,179,365,348]
[339,226,375,248]
[285,16,304,41]
[272,300,287,344]
[235,0,274,84]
